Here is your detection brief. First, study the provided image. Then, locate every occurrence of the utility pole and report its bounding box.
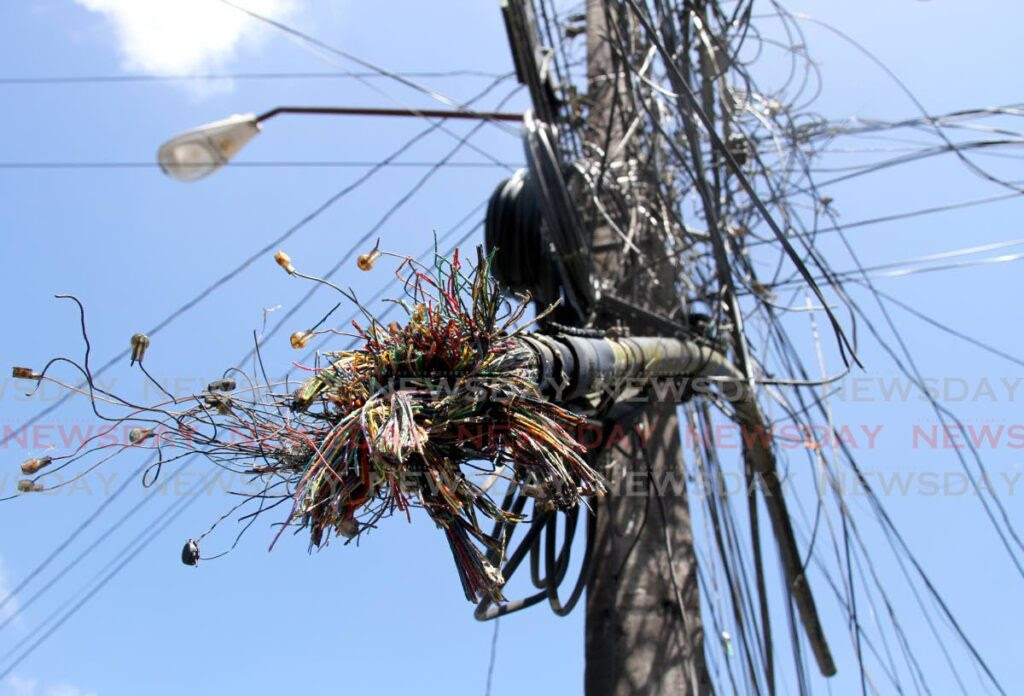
[583,2,711,695]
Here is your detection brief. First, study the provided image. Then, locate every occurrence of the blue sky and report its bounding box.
[0,1,1023,694]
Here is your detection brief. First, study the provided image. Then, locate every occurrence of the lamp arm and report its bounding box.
[254,106,522,124]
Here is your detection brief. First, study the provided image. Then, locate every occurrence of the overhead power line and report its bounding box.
[0,70,505,86]
[0,82,506,642]
[0,463,204,680]
[0,211,484,672]
[0,90,506,659]
[216,0,468,111]
[0,160,522,171]
[0,73,514,449]
[0,457,150,616]
[0,457,188,633]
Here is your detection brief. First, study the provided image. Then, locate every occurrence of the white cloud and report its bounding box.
[3,677,36,696]
[74,0,300,74]
[3,676,96,696]
[43,685,96,696]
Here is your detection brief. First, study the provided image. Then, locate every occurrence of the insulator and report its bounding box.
[290,330,313,350]
[17,480,44,493]
[11,367,40,380]
[128,427,154,445]
[130,333,149,365]
[274,250,296,274]
[21,456,52,475]
[181,539,200,566]
[207,378,236,392]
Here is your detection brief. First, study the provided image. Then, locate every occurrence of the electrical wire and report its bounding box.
[0,76,517,664]
[0,160,522,170]
[7,3,1024,694]
[0,459,204,680]
[0,201,488,670]
[0,72,516,449]
[0,70,506,85]
[216,0,520,138]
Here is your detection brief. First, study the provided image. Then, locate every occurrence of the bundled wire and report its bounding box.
[10,247,603,604]
[282,248,603,600]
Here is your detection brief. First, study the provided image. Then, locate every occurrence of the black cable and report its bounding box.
[216,0,518,136]
[0,70,505,85]
[484,618,500,696]
[0,160,522,170]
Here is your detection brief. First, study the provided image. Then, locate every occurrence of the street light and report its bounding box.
[157,113,261,182]
[157,106,524,182]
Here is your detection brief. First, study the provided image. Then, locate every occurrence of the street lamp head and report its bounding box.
[157,113,261,182]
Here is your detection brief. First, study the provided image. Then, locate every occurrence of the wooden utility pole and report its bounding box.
[583,2,711,695]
